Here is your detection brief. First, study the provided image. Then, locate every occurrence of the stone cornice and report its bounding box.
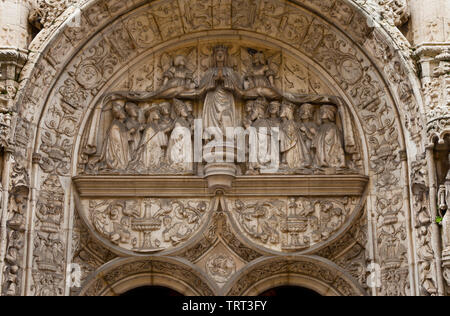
[73,174,369,197]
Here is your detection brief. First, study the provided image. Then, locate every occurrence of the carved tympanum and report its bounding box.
[79,43,362,177]
[228,196,358,253]
[80,198,210,255]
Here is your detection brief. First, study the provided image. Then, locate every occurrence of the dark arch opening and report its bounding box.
[120,286,184,296]
[259,286,321,297]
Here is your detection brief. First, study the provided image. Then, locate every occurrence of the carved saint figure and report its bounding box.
[167,99,193,172]
[133,109,169,170]
[266,101,281,128]
[247,99,271,174]
[99,102,130,171]
[199,46,242,138]
[280,101,308,170]
[124,102,143,156]
[313,105,346,169]
[297,103,317,168]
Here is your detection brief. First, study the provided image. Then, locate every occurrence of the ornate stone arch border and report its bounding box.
[2,0,440,296]
[224,256,367,296]
[79,256,216,296]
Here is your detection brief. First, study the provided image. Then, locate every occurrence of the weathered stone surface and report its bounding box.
[0,0,448,296]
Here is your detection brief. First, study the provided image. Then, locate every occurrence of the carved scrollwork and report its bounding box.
[227,196,359,253]
[205,253,236,285]
[79,198,211,255]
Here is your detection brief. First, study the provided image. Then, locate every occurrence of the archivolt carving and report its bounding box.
[80,257,215,296]
[7,0,425,296]
[226,256,367,296]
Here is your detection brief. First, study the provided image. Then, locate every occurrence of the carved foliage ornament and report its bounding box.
[24,0,415,296]
[80,198,211,255]
[228,196,359,253]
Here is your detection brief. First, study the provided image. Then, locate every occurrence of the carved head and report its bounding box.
[173,99,188,117]
[125,102,139,118]
[173,55,187,67]
[185,101,194,114]
[280,101,295,119]
[298,103,315,121]
[112,102,127,121]
[146,109,160,123]
[244,100,254,114]
[159,102,172,116]
[252,99,267,119]
[268,101,281,116]
[253,51,265,65]
[319,105,338,122]
[213,45,228,66]
[11,186,29,212]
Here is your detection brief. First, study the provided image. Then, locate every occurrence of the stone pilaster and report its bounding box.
[0,0,31,145]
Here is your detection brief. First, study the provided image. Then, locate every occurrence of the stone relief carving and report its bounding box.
[2,186,29,296]
[69,212,117,295]
[79,44,362,177]
[82,198,210,254]
[29,0,80,30]
[438,153,450,293]
[205,253,236,285]
[228,197,356,253]
[30,173,66,296]
[1,152,30,296]
[227,258,364,296]
[8,0,426,296]
[81,98,194,174]
[411,156,438,296]
[81,259,214,296]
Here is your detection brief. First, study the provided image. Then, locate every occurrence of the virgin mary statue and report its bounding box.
[198,45,242,139]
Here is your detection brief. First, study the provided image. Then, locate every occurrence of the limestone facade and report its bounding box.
[0,0,448,296]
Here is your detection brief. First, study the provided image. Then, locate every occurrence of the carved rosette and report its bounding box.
[78,198,211,256]
[205,253,237,285]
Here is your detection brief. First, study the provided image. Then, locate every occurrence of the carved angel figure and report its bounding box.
[162,55,196,88]
[241,49,281,100]
[243,50,276,89]
[313,105,346,169]
[167,99,193,172]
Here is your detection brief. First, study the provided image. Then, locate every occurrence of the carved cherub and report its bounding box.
[242,48,280,90]
[161,53,196,89]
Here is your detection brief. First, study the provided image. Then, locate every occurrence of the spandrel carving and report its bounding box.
[82,198,211,254]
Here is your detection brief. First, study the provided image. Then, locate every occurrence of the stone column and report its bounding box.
[0,0,32,296]
[410,0,449,296]
[438,155,450,293]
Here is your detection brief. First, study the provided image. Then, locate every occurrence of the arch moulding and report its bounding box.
[1,0,438,297]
